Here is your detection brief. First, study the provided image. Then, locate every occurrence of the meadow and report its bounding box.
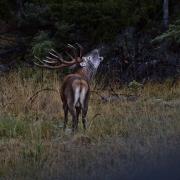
[0,69,180,180]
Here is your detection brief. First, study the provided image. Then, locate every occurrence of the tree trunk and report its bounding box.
[16,0,25,18]
[163,0,169,30]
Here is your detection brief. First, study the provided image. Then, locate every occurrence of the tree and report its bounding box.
[163,0,169,30]
[16,0,25,18]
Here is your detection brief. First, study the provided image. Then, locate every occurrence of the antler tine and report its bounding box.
[49,49,77,64]
[34,55,70,69]
[46,56,59,61]
[43,59,59,64]
[46,49,70,64]
[65,51,74,60]
[34,56,46,65]
[34,44,84,69]
[49,49,61,59]
[67,44,76,49]
[75,43,83,57]
[48,49,66,62]
[50,49,62,57]
[34,56,52,66]
[35,52,60,64]
[67,44,78,59]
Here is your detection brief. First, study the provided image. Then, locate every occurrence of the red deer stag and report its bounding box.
[34,44,103,132]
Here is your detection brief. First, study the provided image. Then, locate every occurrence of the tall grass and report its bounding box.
[0,69,180,179]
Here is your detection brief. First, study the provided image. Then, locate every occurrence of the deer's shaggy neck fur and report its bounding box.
[73,61,97,82]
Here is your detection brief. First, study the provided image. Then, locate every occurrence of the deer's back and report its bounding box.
[61,74,90,104]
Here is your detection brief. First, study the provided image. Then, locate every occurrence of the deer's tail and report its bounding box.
[73,79,89,108]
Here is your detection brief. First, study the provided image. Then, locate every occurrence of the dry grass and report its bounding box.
[0,69,180,179]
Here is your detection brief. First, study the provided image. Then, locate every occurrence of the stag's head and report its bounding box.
[34,43,103,71]
[80,49,103,70]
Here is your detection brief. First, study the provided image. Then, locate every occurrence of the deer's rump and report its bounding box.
[61,74,90,108]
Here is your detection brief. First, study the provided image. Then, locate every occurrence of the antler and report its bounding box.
[75,43,83,58]
[34,44,83,69]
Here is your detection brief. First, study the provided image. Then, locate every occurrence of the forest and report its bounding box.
[0,0,179,83]
[0,0,180,180]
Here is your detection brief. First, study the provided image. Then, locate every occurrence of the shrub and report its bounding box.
[31,31,54,57]
[153,20,180,44]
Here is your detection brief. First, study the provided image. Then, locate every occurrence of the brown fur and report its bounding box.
[34,45,101,132]
[61,72,90,132]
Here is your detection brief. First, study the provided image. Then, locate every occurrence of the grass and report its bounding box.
[0,69,180,179]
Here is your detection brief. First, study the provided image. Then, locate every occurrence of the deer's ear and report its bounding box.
[88,56,92,60]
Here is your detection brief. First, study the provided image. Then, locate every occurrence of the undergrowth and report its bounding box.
[0,69,179,179]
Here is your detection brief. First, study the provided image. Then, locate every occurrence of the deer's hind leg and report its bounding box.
[68,105,78,132]
[67,97,78,132]
[76,106,81,122]
[82,106,88,130]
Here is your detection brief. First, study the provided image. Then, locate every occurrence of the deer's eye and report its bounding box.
[88,56,92,60]
[99,57,103,61]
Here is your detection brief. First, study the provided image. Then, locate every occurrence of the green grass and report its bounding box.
[0,70,180,179]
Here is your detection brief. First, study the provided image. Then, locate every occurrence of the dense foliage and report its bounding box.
[153,20,180,44]
[0,0,167,47]
[0,0,180,83]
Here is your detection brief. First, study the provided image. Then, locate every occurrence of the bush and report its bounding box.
[4,0,162,48]
[31,31,54,57]
[153,20,180,44]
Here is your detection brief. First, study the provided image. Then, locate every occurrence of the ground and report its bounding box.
[0,70,180,179]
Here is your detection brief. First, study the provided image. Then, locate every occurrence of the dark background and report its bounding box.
[0,0,180,84]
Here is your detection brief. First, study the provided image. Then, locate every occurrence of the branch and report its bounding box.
[25,88,60,111]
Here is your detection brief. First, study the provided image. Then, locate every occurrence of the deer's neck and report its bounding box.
[75,65,97,82]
